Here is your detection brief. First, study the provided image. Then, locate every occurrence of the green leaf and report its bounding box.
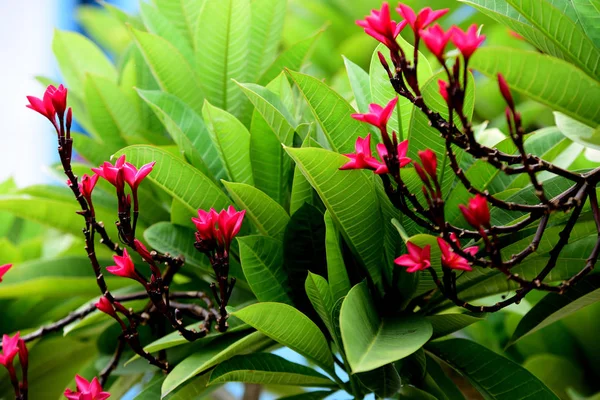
[52,30,117,95]
[509,275,600,345]
[202,101,253,185]
[223,181,289,239]
[427,338,560,400]
[161,331,272,397]
[287,70,370,153]
[77,5,131,56]
[153,0,204,49]
[71,132,116,166]
[248,0,286,80]
[139,2,195,67]
[426,313,485,339]
[505,0,600,79]
[554,112,600,150]
[131,28,205,114]
[358,365,402,399]
[344,56,371,114]
[116,145,230,216]
[425,355,466,400]
[471,47,600,127]
[340,282,433,373]
[258,31,322,85]
[232,302,334,371]
[572,0,600,47]
[208,353,336,387]
[136,89,225,180]
[285,147,384,291]
[195,0,250,117]
[324,211,351,302]
[238,235,292,304]
[305,272,335,335]
[84,74,139,148]
[0,256,127,298]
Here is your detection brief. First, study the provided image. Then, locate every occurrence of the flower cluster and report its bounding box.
[192,206,246,254]
[64,375,110,400]
[0,332,28,399]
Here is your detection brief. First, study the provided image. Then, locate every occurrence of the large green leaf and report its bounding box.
[344,56,371,114]
[52,30,117,95]
[248,0,286,80]
[554,112,600,150]
[153,0,204,49]
[116,146,230,216]
[305,272,335,336]
[131,28,205,115]
[340,283,433,373]
[232,302,334,371]
[509,275,600,345]
[287,70,370,153]
[426,313,485,339]
[428,339,560,400]
[161,331,272,397]
[471,47,600,127]
[208,353,336,387]
[202,101,253,185]
[572,0,600,47]
[223,182,289,239]
[324,211,351,302]
[0,256,127,298]
[77,5,131,56]
[238,235,292,304]
[286,147,384,290]
[505,0,600,79]
[195,0,250,118]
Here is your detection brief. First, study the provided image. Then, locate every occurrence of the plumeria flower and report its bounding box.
[451,24,486,60]
[123,161,156,191]
[352,97,398,134]
[0,264,12,283]
[396,4,448,35]
[106,248,145,284]
[192,209,219,241]
[420,24,453,60]
[92,155,127,188]
[64,375,110,400]
[437,233,478,271]
[192,206,246,252]
[497,73,514,110]
[26,84,68,122]
[395,242,431,273]
[95,297,118,320]
[0,332,20,368]
[356,2,406,51]
[418,149,437,180]
[459,194,491,229]
[78,174,99,206]
[340,134,382,171]
[373,140,411,175]
[438,80,450,104]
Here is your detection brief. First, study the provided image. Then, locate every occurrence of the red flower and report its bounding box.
[396,4,448,34]
[420,24,452,59]
[451,24,486,60]
[357,2,406,51]
[459,194,490,229]
[95,297,118,320]
[438,80,450,103]
[217,206,246,250]
[47,84,68,117]
[133,239,154,264]
[351,97,398,133]
[395,242,431,273]
[17,339,27,370]
[64,375,110,400]
[123,161,156,191]
[373,140,411,174]
[0,332,20,367]
[92,155,126,188]
[26,87,57,122]
[418,149,437,180]
[437,234,478,271]
[106,248,144,284]
[340,134,381,171]
[497,73,514,109]
[0,264,12,283]
[79,174,99,205]
[192,209,219,241]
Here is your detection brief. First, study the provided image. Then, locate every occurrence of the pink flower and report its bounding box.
[418,149,437,180]
[92,155,126,188]
[340,134,381,171]
[395,242,431,273]
[497,73,514,109]
[396,4,448,34]
[357,2,407,51]
[459,194,490,229]
[0,332,20,367]
[64,375,110,400]
[192,209,219,241]
[95,297,118,320]
[451,24,486,60]
[437,233,478,271]
[123,161,156,191]
[438,80,450,103]
[0,264,12,283]
[373,140,411,174]
[26,86,57,122]
[420,24,452,59]
[79,174,99,205]
[46,84,68,117]
[216,206,246,250]
[352,98,398,133]
[106,248,144,284]
[133,239,154,264]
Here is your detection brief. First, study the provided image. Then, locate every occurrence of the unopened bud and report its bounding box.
[497,74,514,110]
